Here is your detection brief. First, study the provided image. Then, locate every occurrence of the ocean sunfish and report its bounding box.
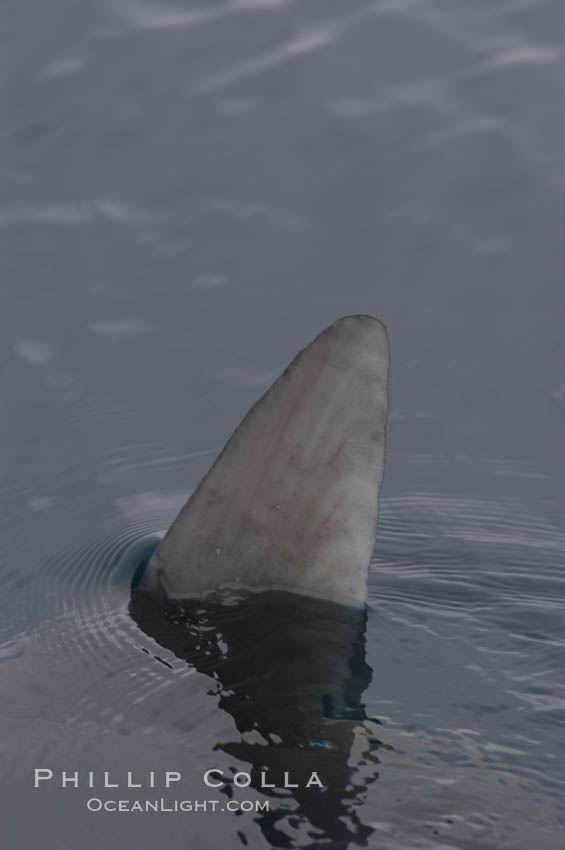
[140,314,389,608]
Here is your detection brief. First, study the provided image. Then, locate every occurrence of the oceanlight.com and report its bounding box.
[86,798,269,814]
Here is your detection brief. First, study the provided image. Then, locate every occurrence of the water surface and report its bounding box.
[1,0,565,848]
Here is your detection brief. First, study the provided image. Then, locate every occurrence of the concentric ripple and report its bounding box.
[371,493,565,632]
[0,510,212,784]
[1,491,564,849]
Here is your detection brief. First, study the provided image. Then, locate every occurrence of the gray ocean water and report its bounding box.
[1,1,565,848]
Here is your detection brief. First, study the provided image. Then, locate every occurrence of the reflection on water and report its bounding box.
[131,585,381,848]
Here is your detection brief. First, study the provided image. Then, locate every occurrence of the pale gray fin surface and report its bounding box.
[142,315,389,607]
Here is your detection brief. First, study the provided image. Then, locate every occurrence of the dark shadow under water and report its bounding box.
[131,580,385,849]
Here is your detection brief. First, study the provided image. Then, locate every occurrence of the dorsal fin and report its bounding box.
[142,315,389,607]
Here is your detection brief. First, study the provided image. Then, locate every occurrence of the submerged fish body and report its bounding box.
[141,314,389,607]
[130,585,380,848]
[4,317,391,849]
